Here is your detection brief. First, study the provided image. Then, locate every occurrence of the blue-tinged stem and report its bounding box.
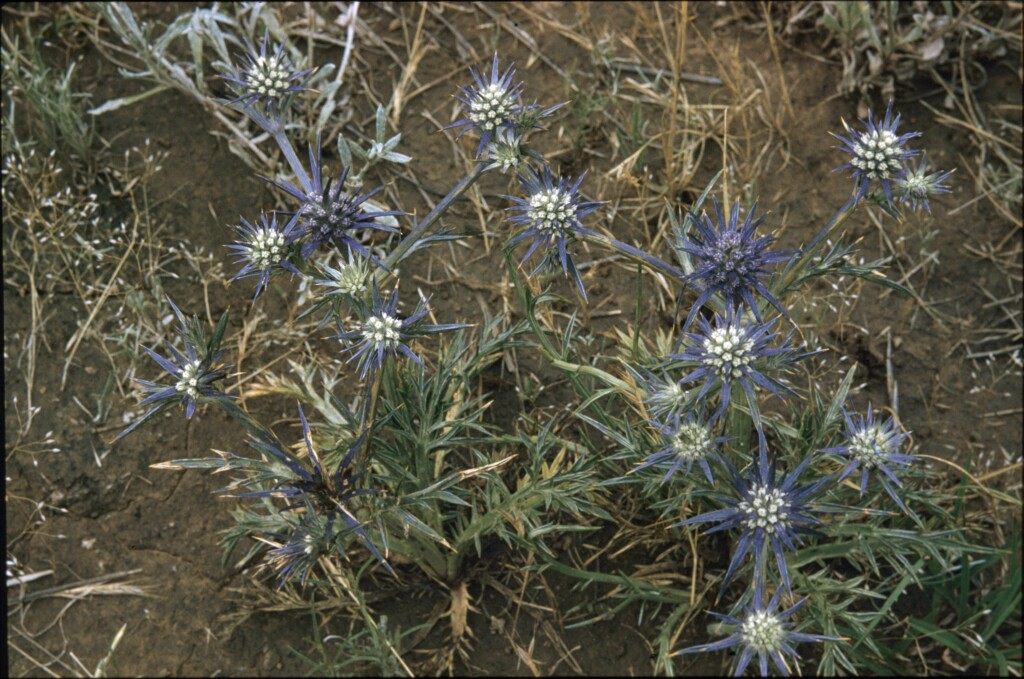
[238,104,314,195]
[272,128,313,195]
[381,162,488,271]
[775,194,859,297]
[579,231,685,282]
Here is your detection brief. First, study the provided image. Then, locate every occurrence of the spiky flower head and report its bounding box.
[332,285,471,378]
[677,455,830,595]
[677,198,793,331]
[262,519,323,587]
[483,128,527,174]
[116,298,231,441]
[820,403,915,511]
[671,312,799,449]
[315,249,370,299]
[268,136,402,260]
[625,364,690,421]
[221,31,314,114]
[832,100,921,202]
[674,585,835,677]
[447,54,525,158]
[298,250,373,331]
[635,411,727,484]
[505,164,603,300]
[227,212,301,301]
[243,404,392,586]
[893,154,953,212]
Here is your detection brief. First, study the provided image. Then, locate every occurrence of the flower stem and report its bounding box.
[355,362,386,474]
[775,194,859,297]
[381,162,488,271]
[550,358,631,392]
[579,230,685,282]
[505,250,631,394]
[271,128,313,195]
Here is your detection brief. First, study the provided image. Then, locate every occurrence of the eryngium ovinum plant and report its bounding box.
[110,16,978,676]
[115,28,612,653]
[507,100,967,676]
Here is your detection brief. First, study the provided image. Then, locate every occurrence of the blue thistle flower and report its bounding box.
[674,585,835,677]
[505,164,603,300]
[226,212,302,301]
[670,312,799,453]
[116,298,231,441]
[263,519,323,586]
[296,251,373,331]
[634,411,727,484]
[332,285,471,378]
[893,154,953,212]
[677,198,794,331]
[832,100,921,202]
[268,136,402,260]
[243,404,392,585]
[481,128,527,174]
[221,31,314,114]
[625,364,689,422]
[135,343,228,418]
[677,455,829,596]
[315,249,370,299]
[820,403,915,511]
[447,54,525,158]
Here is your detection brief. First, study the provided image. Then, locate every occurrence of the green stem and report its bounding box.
[726,391,754,460]
[355,363,385,474]
[549,358,631,392]
[537,554,692,603]
[505,249,625,434]
[510,265,628,393]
